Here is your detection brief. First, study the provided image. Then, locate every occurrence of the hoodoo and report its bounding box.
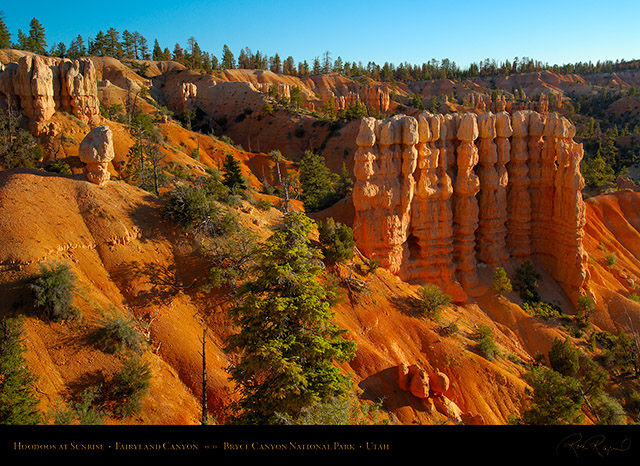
[352,110,590,304]
[0,54,101,134]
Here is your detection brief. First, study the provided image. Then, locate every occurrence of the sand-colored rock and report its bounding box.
[506,110,532,261]
[352,110,590,303]
[432,394,463,422]
[476,112,508,268]
[78,125,115,185]
[408,367,430,399]
[428,369,450,396]
[0,53,101,134]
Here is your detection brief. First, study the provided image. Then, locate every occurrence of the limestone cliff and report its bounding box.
[353,110,590,304]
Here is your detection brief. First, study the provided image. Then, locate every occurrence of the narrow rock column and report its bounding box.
[453,113,483,296]
[476,112,504,268]
[537,113,560,270]
[494,111,512,266]
[409,112,438,281]
[507,110,532,261]
[527,111,546,256]
[353,117,381,264]
[552,116,590,298]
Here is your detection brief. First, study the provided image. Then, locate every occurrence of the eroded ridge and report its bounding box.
[353,110,589,303]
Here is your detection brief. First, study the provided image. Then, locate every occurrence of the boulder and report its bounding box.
[78,126,115,185]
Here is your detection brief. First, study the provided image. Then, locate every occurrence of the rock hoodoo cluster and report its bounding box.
[0,54,101,133]
[352,110,589,303]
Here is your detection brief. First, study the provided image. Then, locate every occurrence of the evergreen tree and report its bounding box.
[298,150,338,212]
[68,34,86,58]
[270,53,282,74]
[225,212,357,424]
[581,153,616,188]
[121,30,135,59]
[283,56,295,75]
[0,13,11,49]
[514,366,583,425]
[0,316,42,425]
[492,267,512,295]
[318,217,355,263]
[549,337,581,377]
[221,152,247,192]
[91,30,106,56]
[105,27,122,58]
[513,260,541,303]
[237,48,250,69]
[172,43,184,63]
[26,17,47,54]
[14,30,29,50]
[221,44,235,69]
[135,32,149,59]
[152,39,162,61]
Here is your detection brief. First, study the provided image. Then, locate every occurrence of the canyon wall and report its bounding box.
[0,54,101,133]
[352,110,590,303]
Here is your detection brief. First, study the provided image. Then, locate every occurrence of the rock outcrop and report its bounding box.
[0,54,101,133]
[397,363,483,424]
[353,110,590,303]
[78,125,115,185]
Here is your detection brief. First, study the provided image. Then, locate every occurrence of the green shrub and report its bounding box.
[165,184,236,236]
[110,357,151,417]
[92,312,145,355]
[0,317,42,425]
[606,252,617,267]
[30,262,79,322]
[473,324,499,361]
[513,260,540,303]
[592,392,627,425]
[417,284,451,320]
[523,301,565,321]
[492,267,512,295]
[363,257,380,276]
[513,366,584,425]
[43,160,72,174]
[549,337,580,377]
[51,386,104,425]
[575,295,596,327]
[318,218,355,263]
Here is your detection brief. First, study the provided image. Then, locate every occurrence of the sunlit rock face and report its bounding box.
[353,110,589,303]
[0,54,101,133]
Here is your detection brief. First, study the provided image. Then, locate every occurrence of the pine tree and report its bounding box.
[549,337,581,377]
[68,34,86,58]
[514,366,583,425]
[492,267,512,295]
[27,17,47,54]
[152,39,162,61]
[121,30,135,59]
[0,13,11,49]
[221,44,235,69]
[105,27,122,58]
[135,32,149,59]
[0,317,42,424]
[238,48,250,69]
[298,150,338,212]
[221,152,247,192]
[225,212,356,424]
[91,30,106,56]
[172,43,184,63]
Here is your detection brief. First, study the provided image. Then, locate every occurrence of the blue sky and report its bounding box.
[2,1,639,69]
